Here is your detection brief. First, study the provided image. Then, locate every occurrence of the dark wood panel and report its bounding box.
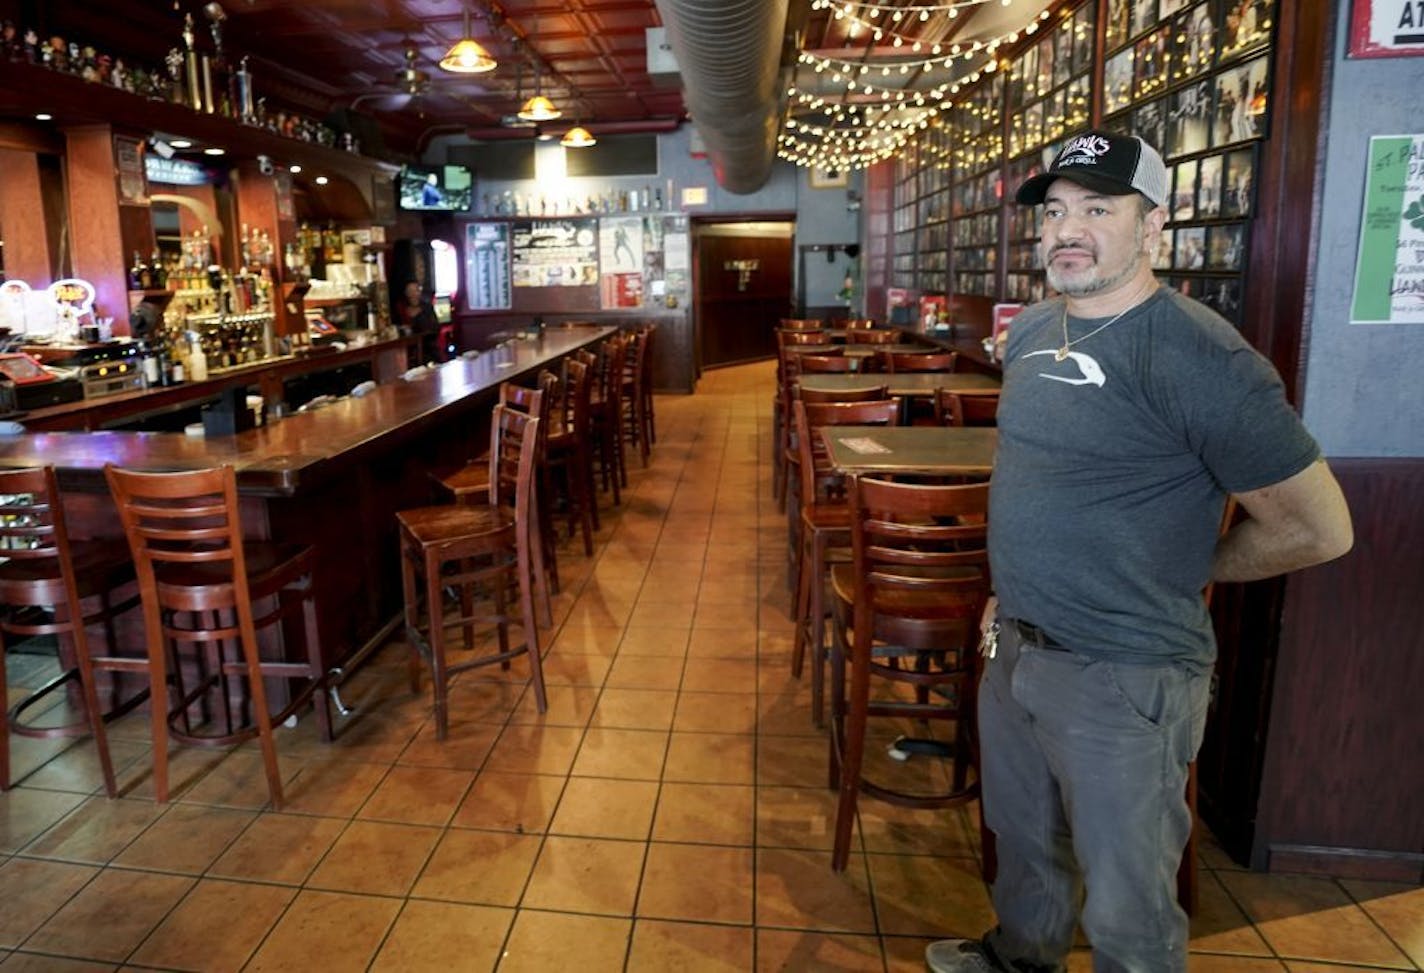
[696,231,793,368]
[1252,457,1424,881]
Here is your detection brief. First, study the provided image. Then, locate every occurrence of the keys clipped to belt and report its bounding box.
[979,620,1000,659]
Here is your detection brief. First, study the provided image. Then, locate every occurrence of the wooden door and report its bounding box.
[695,224,793,368]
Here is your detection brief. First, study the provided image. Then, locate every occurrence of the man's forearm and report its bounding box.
[1212,515,1348,583]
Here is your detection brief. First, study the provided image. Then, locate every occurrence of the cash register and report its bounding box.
[0,351,83,412]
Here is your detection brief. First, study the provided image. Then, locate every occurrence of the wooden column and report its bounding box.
[0,148,53,283]
[61,125,129,328]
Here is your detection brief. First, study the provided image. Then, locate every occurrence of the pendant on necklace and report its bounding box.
[1054,346,1069,362]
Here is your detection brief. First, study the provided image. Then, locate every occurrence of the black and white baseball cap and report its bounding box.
[1015,130,1168,208]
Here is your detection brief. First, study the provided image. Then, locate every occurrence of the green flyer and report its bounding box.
[1351,134,1424,324]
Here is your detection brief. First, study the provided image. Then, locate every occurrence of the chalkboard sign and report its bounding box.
[465,222,512,310]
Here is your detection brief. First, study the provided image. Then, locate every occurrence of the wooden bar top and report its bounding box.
[0,327,614,496]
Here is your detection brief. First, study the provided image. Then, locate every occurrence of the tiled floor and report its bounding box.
[2,359,1421,972]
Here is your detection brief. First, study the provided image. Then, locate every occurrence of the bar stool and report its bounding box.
[638,324,657,447]
[0,467,143,797]
[621,328,653,468]
[546,357,598,556]
[588,335,628,504]
[397,404,547,739]
[104,464,333,808]
[790,398,901,725]
[826,473,991,872]
[437,375,558,626]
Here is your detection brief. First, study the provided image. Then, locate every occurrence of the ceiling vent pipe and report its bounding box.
[654,0,790,194]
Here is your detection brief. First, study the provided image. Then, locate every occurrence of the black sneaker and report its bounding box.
[925,939,1004,973]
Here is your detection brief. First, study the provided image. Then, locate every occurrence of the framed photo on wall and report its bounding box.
[1220,0,1273,60]
[1172,159,1199,221]
[1131,0,1159,39]
[810,166,848,189]
[1222,147,1256,217]
[1167,79,1212,157]
[1105,0,1132,50]
[1175,225,1206,269]
[1197,153,1224,217]
[1212,54,1270,146]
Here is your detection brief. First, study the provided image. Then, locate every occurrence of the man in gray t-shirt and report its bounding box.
[927,132,1352,973]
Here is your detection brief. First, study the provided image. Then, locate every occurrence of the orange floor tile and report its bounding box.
[1,360,1419,971]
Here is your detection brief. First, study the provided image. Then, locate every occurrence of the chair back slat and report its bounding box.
[849,474,991,634]
[887,351,957,373]
[798,353,858,374]
[798,384,889,404]
[935,388,1001,427]
[794,399,900,506]
[0,467,62,561]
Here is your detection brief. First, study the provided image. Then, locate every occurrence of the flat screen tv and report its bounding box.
[397,164,473,212]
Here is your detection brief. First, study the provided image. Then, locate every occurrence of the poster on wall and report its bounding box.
[465,222,512,310]
[114,136,148,204]
[599,216,644,309]
[1349,134,1424,324]
[1349,0,1424,58]
[511,219,598,287]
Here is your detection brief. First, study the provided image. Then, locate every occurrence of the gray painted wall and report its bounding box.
[425,126,865,316]
[1303,4,1424,457]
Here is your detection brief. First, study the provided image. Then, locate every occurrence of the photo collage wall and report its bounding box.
[1101,0,1272,324]
[891,0,1274,325]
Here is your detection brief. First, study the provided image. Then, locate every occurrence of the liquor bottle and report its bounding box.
[129,251,144,290]
[149,250,166,289]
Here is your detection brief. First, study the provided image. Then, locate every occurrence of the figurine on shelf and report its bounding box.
[80,45,99,82]
[22,29,37,64]
[164,47,184,101]
[2,21,19,60]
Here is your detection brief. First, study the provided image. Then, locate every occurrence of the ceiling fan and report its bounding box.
[351,46,433,112]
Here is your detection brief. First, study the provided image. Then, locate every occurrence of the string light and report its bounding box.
[782,5,1052,170]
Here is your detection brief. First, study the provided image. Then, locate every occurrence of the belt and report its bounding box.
[1010,618,1068,652]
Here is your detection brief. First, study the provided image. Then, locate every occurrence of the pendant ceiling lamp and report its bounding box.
[517,18,561,121]
[561,125,596,148]
[440,2,497,74]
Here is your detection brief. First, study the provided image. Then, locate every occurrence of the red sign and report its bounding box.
[1349,0,1424,58]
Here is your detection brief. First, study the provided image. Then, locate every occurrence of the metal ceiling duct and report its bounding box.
[654,0,790,194]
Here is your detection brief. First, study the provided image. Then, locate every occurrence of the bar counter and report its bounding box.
[0,325,615,673]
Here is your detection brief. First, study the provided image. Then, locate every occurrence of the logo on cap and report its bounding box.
[1056,134,1112,169]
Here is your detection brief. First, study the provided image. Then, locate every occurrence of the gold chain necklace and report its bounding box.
[1055,283,1159,362]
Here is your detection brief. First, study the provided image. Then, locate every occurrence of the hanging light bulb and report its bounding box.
[440,2,497,74]
[518,94,561,121]
[561,125,596,148]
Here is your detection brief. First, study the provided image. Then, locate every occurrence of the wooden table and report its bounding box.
[798,372,1000,398]
[820,425,997,477]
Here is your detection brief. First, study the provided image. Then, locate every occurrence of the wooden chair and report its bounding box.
[396,405,548,739]
[854,329,900,345]
[621,328,653,468]
[637,324,657,448]
[836,318,878,331]
[971,501,1238,914]
[827,473,991,871]
[780,318,824,331]
[791,398,901,726]
[547,357,598,556]
[777,329,828,347]
[0,467,143,797]
[887,351,958,373]
[934,388,1002,427]
[104,464,333,808]
[437,376,559,626]
[798,353,858,374]
[588,335,629,504]
[798,384,890,405]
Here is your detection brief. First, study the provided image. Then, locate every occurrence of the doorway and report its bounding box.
[693,220,794,368]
